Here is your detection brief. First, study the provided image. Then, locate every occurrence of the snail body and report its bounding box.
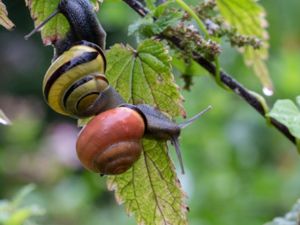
[54,0,106,58]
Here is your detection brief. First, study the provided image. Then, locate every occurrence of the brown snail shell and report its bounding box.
[76,107,145,175]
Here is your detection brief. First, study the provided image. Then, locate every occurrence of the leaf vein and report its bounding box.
[143,147,168,225]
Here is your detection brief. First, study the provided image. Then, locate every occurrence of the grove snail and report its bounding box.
[77,104,211,174]
[42,40,124,118]
[26,0,211,175]
[76,107,145,174]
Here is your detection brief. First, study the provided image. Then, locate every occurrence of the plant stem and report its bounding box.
[122,0,296,145]
[174,0,209,38]
[165,35,295,143]
[122,0,149,17]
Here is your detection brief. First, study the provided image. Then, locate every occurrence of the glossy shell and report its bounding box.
[76,107,145,175]
[43,41,107,118]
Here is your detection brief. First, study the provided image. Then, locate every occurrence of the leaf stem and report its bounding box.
[173,0,209,38]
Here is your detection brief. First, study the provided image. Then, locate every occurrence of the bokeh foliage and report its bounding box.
[0,0,300,225]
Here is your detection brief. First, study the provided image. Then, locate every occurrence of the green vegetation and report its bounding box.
[1,0,300,224]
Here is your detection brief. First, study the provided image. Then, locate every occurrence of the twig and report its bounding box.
[122,0,296,144]
[123,0,149,17]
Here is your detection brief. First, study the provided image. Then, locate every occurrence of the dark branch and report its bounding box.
[122,0,149,17]
[122,0,296,144]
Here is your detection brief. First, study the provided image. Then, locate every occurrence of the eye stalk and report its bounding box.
[120,104,212,174]
[25,0,106,58]
[25,9,60,40]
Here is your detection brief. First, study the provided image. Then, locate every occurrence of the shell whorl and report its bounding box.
[94,141,142,174]
[43,41,107,118]
[76,107,145,175]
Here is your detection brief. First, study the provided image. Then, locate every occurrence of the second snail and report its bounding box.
[26,0,211,175]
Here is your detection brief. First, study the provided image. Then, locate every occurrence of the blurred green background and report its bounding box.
[1,0,300,224]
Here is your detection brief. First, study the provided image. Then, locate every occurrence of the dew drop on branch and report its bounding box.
[263,87,273,96]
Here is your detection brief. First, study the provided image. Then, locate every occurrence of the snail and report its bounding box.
[42,40,124,118]
[76,107,145,175]
[26,0,211,175]
[77,105,211,175]
[26,0,124,118]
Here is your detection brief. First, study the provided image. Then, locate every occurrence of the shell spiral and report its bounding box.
[43,41,107,118]
[76,107,145,175]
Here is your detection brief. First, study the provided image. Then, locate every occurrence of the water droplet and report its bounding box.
[0,118,9,125]
[263,87,273,96]
[0,110,11,125]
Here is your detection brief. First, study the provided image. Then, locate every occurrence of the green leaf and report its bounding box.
[172,55,207,77]
[4,207,42,225]
[106,39,185,117]
[216,0,273,92]
[77,117,94,127]
[0,0,14,30]
[12,184,36,207]
[128,16,154,37]
[145,0,156,11]
[129,10,183,38]
[106,39,187,224]
[154,10,183,34]
[26,0,100,45]
[268,99,300,150]
[0,109,11,125]
[264,199,300,225]
[0,185,45,225]
[153,1,174,18]
[26,0,68,45]
[107,139,188,225]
